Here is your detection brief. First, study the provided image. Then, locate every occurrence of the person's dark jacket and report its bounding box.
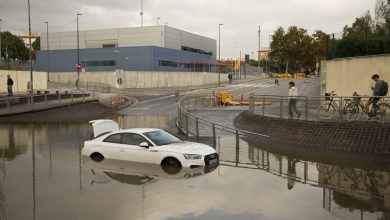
[373,80,383,96]
[7,78,14,86]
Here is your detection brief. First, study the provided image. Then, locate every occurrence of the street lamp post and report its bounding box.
[258,25,261,73]
[28,0,34,98]
[218,23,223,86]
[76,13,82,90]
[0,18,3,63]
[44,22,50,81]
[114,50,119,70]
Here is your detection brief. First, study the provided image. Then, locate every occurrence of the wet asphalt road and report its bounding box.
[0,78,388,220]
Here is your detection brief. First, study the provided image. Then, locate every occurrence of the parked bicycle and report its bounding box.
[317,91,348,119]
[318,91,389,120]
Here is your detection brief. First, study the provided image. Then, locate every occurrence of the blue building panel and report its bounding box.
[36,46,216,72]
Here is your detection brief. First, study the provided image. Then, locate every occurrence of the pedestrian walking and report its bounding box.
[7,75,14,96]
[288,81,301,119]
[228,73,233,84]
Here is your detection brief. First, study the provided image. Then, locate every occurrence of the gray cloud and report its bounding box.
[0,0,375,58]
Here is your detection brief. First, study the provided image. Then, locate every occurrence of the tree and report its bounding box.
[269,26,319,73]
[342,12,375,38]
[0,31,29,61]
[312,30,328,61]
[334,11,390,57]
[375,0,390,37]
[32,36,40,52]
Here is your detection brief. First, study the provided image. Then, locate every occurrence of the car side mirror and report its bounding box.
[139,142,149,148]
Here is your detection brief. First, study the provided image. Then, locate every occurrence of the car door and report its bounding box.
[119,133,154,164]
[100,133,124,159]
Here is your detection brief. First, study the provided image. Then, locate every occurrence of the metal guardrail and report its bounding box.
[0,90,94,115]
[177,94,270,165]
[248,94,390,122]
[63,81,112,94]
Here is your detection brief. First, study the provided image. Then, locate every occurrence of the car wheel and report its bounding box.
[161,157,182,174]
[90,153,104,162]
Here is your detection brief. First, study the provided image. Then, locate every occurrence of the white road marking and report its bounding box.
[129,108,151,110]
[226,84,274,92]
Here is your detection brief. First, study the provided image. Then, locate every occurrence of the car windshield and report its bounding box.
[143,130,181,146]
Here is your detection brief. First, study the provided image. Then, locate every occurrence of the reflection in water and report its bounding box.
[287,157,297,190]
[319,164,390,217]
[84,158,218,186]
[247,144,390,219]
[0,117,389,220]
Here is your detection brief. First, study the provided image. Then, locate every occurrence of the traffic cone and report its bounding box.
[111,100,116,110]
[240,94,244,103]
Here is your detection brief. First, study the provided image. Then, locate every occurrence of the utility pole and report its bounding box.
[44,22,50,81]
[76,13,82,90]
[258,25,261,73]
[218,24,223,86]
[141,0,144,26]
[28,0,34,99]
[0,18,2,63]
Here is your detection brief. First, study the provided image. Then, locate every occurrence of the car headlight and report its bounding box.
[183,154,202,160]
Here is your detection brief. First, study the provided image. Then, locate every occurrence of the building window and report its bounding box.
[181,46,213,56]
[159,60,178,67]
[81,60,116,67]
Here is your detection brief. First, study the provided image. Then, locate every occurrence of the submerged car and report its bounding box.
[82,120,219,171]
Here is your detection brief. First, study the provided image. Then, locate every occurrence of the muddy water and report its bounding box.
[0,115,389,220]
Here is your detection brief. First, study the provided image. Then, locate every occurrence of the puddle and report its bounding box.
[0,117,388,220]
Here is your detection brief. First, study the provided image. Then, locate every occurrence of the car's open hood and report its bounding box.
[90,119,119,139]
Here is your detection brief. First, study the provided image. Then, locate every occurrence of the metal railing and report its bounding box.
[62,81,112,94]
[177,94,270,165]
[248,94,390,122]
[0,90,95,115]
[177,93,390,201]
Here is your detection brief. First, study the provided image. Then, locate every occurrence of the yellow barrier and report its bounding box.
[215,91,271,106]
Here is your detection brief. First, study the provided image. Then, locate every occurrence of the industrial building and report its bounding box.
[36,26,217,72]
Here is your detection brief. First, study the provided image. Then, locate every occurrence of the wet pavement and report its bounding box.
[0,78,389,220]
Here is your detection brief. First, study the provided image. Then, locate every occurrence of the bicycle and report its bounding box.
[317,91,356,119]
[319,91,389,120]
[367,99,390,120]
[342,92,366,120]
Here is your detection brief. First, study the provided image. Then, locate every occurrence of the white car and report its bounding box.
[82,120,219,171]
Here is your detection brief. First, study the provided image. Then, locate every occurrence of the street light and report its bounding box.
[218,23,223,86]
[157,17,160,26]
[76,13,82,90]
[44,22,50,81]
[28,0,34,97]
[0,18,3,63]
[258,26,261,73]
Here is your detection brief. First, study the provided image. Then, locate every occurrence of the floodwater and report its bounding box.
[0,115,389,220]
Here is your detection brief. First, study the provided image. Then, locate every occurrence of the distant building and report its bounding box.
[36,26,217,72]
[20,32,39,48]
[259,47,270,60]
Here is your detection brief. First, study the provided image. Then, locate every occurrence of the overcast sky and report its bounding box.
[0,0,376,58]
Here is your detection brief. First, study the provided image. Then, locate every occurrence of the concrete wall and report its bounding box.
[49,71,230,89]
[0,71,47,93]
[321,54,390,96]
